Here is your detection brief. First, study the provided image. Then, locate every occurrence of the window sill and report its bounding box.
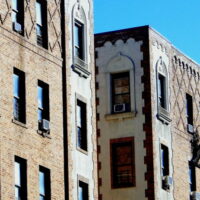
[157,106,171,124]
[72,57,90,78]
[105,111,136,121]
[77,147,88,155]
[12,119,27,129]
[37,130,51,139]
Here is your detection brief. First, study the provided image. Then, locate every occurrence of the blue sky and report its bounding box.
[94,0,200,63]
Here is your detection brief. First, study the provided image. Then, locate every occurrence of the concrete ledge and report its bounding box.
[105,111,136,121]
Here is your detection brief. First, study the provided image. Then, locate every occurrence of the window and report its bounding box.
[158,74,166,109]
[12,0,24,34]
[13,68,26,123]
[76,99,87,151]
[111,72,130,113]
[38,81,50,131]
[15,156,27,200]
[160,144,170,190]
[74,21,84,60]
[78,180,88,200]
[110,137,135,188]
[156,57,171,123]
[186,94,193,126]
[36,0,48,48]
[189,162,196,194]
[39,166,51,200]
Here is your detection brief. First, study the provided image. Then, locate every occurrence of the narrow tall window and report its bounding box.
[39,166,51,200]
[158,74,166,109]
[189,162,196,193]
[36,0,48,48]
[160,144,171,190]
[13,68,26,123]
[110,137,135,188]
[12,0,24,34]
[111,72,130,113]
[78,180,88,200]
[186,94,193,126]
[38,81,50,131]
[74,21,84,60]
[15,156,27,200]
[76,100,87,151]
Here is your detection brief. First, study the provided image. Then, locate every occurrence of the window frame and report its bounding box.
[13,68,26,124]
[72,3,90,77]
[76,96,88,152]
[110,137,135,188]
[35,0,48,49]
[156,57,171,123]
[39,166,51,200]
[14,156,27,200]
[111,72,131,114]
[77,177,89,200]
[37,80,50,131]
[12,0,24,35]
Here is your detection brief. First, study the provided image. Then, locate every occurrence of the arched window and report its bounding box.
[72,2,88,76]
[156,57,171,123]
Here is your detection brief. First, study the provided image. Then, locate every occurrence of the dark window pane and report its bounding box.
[77,100,87,151]
[158,74,166,108]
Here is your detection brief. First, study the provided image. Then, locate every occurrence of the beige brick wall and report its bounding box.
[0,0,64,199]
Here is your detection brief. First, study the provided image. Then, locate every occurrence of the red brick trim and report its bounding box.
[140,29,155,200]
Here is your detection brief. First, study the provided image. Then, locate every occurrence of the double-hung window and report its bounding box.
[12,0,24,34]
[74,21,84,61]
[111,72,130,113]
[38,81,50,131]
[76,99,87,151]
[15,156,27,200]
[39,166,51,200]
[78,180,88,200]
[13,68,26,123]
[186,94,193,132]
[36,0,48,48]
[110,137,135,188]
[158,74,166,109]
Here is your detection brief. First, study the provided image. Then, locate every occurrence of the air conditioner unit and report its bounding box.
[187,124,194,133]
[41,119,50,131]
[13,22,22,33]
[113,104,126,113]
[163,176,173,189]
[191,191,200,200]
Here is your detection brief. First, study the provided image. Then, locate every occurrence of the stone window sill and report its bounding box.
[72,57,90,78]
[12,119,27,129]
[105,111,137,121]
[157,106,171,124]
[77,147,88,155]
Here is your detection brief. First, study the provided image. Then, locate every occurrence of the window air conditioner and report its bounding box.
[114,104,126,113]
[187,124,194,133]
[163,176,173,189]
[191,191,200,200]
[13,22,22,33]
[41,119,50,131]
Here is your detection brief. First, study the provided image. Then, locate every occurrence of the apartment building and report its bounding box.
[95,26,200,200]
[0,0,97,199]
